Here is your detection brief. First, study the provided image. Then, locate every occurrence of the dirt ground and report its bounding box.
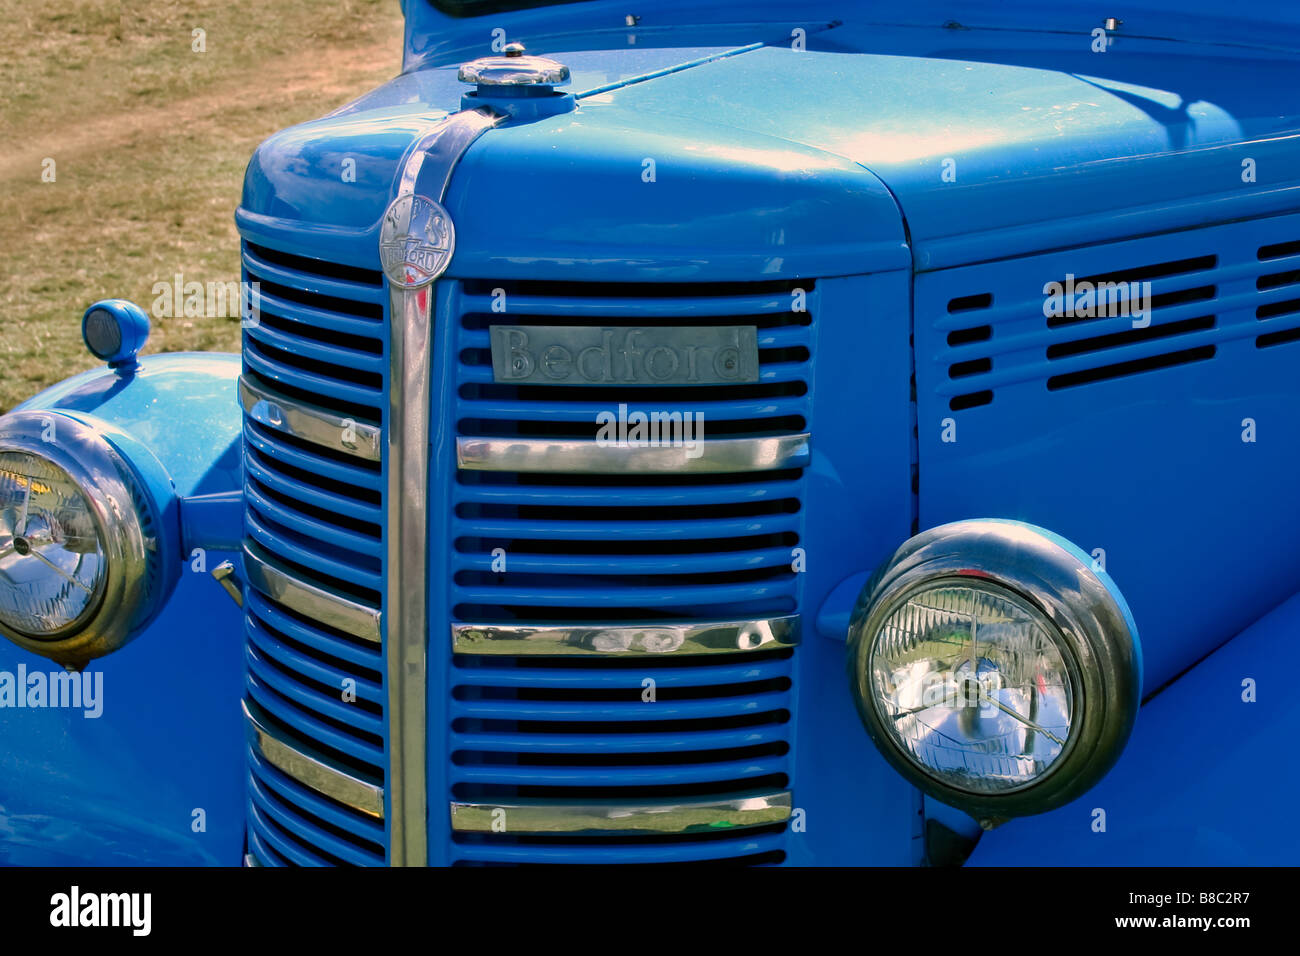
[0,0,405,411]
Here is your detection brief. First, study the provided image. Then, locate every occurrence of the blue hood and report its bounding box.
[240,16,1300,275]
[239,41,909,280]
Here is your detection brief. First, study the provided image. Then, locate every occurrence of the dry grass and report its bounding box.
[0,0,405,411]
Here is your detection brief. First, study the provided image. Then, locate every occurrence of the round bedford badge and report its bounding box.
[379,194,455,287]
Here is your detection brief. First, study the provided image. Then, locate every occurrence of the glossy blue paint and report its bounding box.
[446,105,907,280]
[459,84,576,122]
[240,55,910,280]
[0,564,245,865]
[245,6,1300,277]
[401,2,840,74]
[787,272,918,865]
[591,25,1300,270]
[815,571,870,641]
[180,490,246,555]
[1,353,246,864]
[970,588,1300,865]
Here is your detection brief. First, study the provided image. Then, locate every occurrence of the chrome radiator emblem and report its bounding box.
[379,194,455,287]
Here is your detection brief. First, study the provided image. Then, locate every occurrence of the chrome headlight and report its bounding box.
[847,520,1141,822]
[0,411,159,666]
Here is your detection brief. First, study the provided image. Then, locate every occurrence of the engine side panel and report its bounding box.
[915,212,1300,694]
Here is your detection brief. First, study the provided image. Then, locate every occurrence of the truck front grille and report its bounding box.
[447,278,814,865]
[237,236,814,866]
[240,240,388,866]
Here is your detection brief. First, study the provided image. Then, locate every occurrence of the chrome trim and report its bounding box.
[458,45,570,87]
[457,433,812,474]
[846,519,1143,822]
[450,791,792,835]
[0,411,153,667]
[386,107,506,867]
[395,109,503,200]
[380,194,455,288]
[238,374,380,462]
[243,699,384,820]
[243,543,380,644]
[211,560,243,608]
[453,615,800,657]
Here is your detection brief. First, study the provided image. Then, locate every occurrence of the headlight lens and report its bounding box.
[0,452,108,636]
[848,520,1142,821]
[0,411,162,666]
[869,581,1075,795]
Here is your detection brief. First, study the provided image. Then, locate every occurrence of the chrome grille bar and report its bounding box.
[452,616,800,656]
[238,374,381,461]
[243,544,381,644]
[450,791,791,835]
[456,433,811,474]
[243,699,385,820]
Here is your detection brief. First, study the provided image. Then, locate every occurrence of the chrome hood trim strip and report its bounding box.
[450,790,792,835]
[243,543,381,644]
[452,616,800,656]
[239,374,381,461]
[456,433,811,474]
[243,698,385,820]
[386,107,505,867]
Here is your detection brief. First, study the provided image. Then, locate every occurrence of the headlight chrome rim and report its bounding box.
[0,411,153,664]
[847,520,1141,820]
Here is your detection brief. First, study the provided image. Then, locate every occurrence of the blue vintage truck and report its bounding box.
[1,0,1298,866]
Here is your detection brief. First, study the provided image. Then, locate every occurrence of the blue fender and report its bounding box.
[968,588,1300,865]
[0,352,247,865]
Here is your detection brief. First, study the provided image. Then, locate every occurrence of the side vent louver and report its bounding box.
[928,218,1300,414]
[945,295,994,410]
[1256,239,1300,349]
[932,242,1295,409]
[1043,254,1218,390]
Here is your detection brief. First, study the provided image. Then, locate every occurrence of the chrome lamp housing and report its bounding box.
[0,411,165,667]
[847,519,1142,823]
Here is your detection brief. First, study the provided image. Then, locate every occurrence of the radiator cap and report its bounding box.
[458,42,570,89]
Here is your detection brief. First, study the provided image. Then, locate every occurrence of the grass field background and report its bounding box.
[0,0,405,412]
